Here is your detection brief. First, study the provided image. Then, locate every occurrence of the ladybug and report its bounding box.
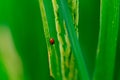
[50,38,55,45]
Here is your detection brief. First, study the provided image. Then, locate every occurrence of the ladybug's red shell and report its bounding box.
[50,38,55,45]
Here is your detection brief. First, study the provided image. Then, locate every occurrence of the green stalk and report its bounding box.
[94,0,119,79]
[57,0,90,80]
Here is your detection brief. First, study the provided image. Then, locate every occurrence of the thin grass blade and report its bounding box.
[94,0,119,79]
[57,0,90,80]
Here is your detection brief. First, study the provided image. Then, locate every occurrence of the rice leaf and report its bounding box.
[114,22,120,80]
[57,0,90,80]
[94,0,119,79]
[78,0,100,78]
[39,0,62,79]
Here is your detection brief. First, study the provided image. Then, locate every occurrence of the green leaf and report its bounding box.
[114,22,120,80]
[0,52,9,80]
[7,0,49,80]
[94,0,119,79]
[57,0,90,80]
[39,0,63,79]
[78,0,100,78]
